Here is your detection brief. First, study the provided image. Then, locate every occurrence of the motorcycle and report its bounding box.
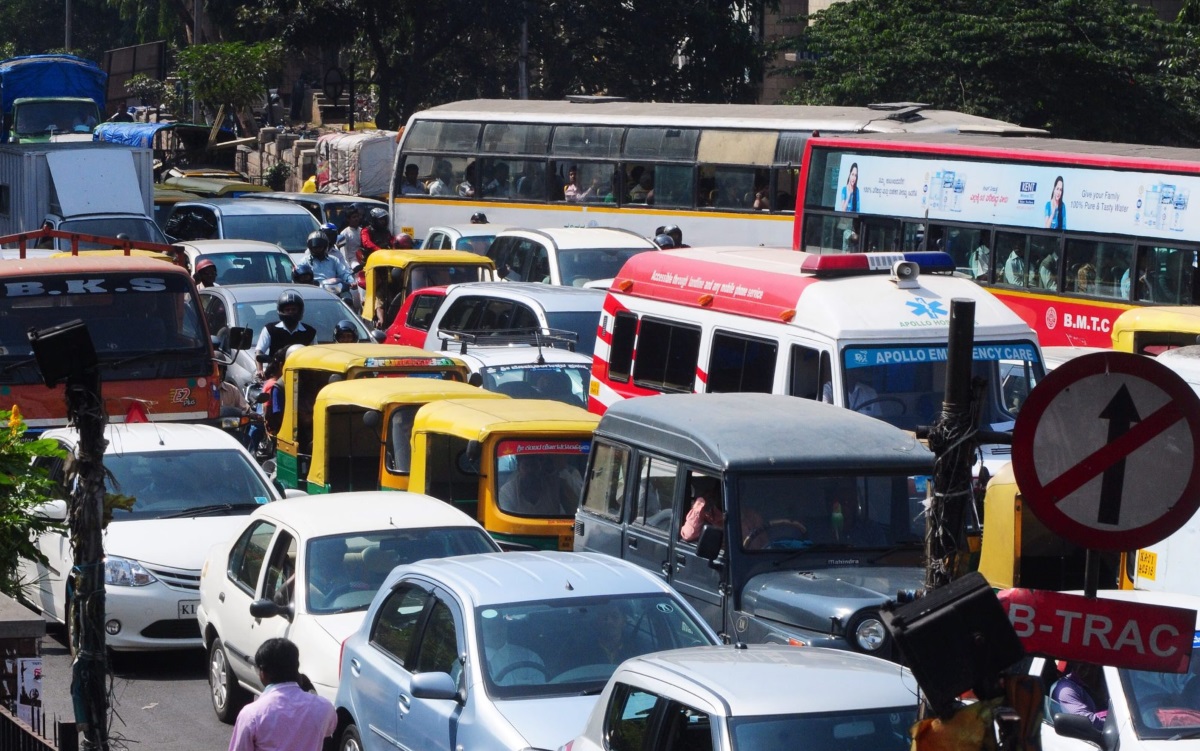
[219,381,275,469]
[320,277,360,310]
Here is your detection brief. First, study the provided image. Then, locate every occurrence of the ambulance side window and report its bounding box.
[706,330,777,394]
[608,313,638,383]
[788,345,829,401]
[632,318,700,393]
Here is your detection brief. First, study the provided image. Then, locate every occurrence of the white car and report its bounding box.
[486,227,658,288]
[19,423,284,652]
[433,337,593,408]
[198,491,501,721]
[1037,589,1200,751]
[565,644,919,751]
[173,239,296,286]
[423,223,514,255]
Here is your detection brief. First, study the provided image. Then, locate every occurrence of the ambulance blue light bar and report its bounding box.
[800,251,956,277]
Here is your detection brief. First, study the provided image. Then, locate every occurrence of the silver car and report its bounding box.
[334,552,719,751]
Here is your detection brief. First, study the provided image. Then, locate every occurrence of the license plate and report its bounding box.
[178,600,199,618]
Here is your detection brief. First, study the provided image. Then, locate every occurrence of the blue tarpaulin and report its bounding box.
[93,121,175,148]
[0,54,107,114]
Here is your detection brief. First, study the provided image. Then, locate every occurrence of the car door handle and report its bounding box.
[349,658,361,676]
[675,554,686,567]
[398,693,411,712]
[661,560,671,576]
[627,538,638,550]
[218,592,225,602]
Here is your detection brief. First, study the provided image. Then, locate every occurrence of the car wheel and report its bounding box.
[209,637,248,723]
[340,723,363,751]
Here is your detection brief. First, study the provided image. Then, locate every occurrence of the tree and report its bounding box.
[174,40,283,126]
[775,0,1200,146]
[0,405,66,600]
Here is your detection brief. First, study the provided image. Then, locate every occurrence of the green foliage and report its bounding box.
[776,0,1200,146]
[264,161,291,190]
[0,0,137,61]
[126,73,178,112]
[0,407,67,600]
[175,40,283,114]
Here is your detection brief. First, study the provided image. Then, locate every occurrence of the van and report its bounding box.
[575,392,933,658]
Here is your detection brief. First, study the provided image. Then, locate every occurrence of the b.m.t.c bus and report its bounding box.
[0,256,219,431]
[589,248,1044,471]
[388,99,1041,248]
[793,133,1200,347]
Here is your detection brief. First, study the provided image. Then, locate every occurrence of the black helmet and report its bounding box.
[369,207,389,227]
[306,230,330,253]
[334,319,358,341]
[292,263,314,283]
[277,289,305,317]
[662,224,683,245]
[653,233,676,249]
[470,212,488,224]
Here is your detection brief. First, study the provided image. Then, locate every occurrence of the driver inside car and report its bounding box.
[482,611,546,686]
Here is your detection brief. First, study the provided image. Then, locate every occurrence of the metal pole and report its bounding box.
[65,0,71,50]
[924,298,977,591]
[348,62,355,132]
[518,11,529,100]
[192,0,199,123]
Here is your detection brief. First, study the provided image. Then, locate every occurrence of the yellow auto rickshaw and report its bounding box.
[1111,306,1200,356]
[274,343,471,488]
[362,249,495,328]
[302,379,507,494]
[409,399,600,550]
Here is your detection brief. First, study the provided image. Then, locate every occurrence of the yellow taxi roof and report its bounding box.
[314,378,506,410]
[1112,305,1200,336]
[414,398,599,440]
[283,343,467,373]
[363,248,496,269]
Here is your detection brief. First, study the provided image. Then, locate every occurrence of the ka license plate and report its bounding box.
[178,600,200,618]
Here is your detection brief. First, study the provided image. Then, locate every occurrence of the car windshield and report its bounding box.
[556,247,653,287]
[494,438,590,518]
[57,217,169,248]
[477,593,713,699]
[737,473,926,554]
[454,235,497,255]
[1120,655,1200,739]
[838,340,1043,431]
[234,297,369,343]
[544,311,599,356]
[106,449,272,520]
[306,527,496,615]
[480,364,591,407]
[729,708,918,751]
[202,252,295,285]
[222,214,318,253]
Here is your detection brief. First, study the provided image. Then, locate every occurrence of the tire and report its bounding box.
[209,637,248,724]
[340,723,363,751]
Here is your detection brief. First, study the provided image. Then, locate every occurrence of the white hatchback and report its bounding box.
[197,491,501,722]
[19,423,283,652]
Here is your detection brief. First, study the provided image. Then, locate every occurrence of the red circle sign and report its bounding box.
[1012,351,1200,551]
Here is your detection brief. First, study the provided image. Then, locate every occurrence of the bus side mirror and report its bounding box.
[696,525,724,562]
[228,327,253,352]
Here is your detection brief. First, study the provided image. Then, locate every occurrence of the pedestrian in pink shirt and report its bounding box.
[228,638,336,751]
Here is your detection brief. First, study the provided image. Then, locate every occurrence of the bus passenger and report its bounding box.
[1038,250,1060,290]
[427,160,454,196]
[1003,247,1026,286]
[399,164,427,195]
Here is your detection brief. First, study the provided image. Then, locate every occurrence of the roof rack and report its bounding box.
[437,328,578,355]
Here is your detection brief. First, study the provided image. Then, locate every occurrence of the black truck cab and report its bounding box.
[575,393,935,659]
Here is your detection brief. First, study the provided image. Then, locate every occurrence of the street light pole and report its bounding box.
[65,0,72,50]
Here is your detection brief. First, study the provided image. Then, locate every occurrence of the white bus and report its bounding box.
[588,247,1046,473]
[388,99,1040,248]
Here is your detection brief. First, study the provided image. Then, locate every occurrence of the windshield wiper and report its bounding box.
[1169,730,1200,740]
[157,502,261,519]
[109,349,195,369]
[577,686,605,696]
[1,357,38,374]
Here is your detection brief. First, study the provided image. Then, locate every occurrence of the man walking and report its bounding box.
[228,638,336,751]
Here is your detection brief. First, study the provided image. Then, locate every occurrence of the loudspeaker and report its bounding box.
[880,571,1024,718]
[28,319,96,387]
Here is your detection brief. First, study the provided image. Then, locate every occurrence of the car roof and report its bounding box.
[445,281,605,311]
[415,398,599,437]
[175,239,288,254]
[439,346,592,368]
[623,644,918,716]
[205,283,347,304]
[173,198,319,216]
[597,393,934,473]
[496,227,657,250]
[43,422,245,454]
[246,491,490,537]
[392,551,676,605]
[428,224,514,236]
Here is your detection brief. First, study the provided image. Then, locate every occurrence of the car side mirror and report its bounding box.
[696,525,724,562]
[410,671,459,702]
[456,440,481,475]
[250,598,292,622]
[363,409,382,430]
[1052,713,1105,746]
[371,329,385,343]
[228,327,253,352]
[31,498,68,521]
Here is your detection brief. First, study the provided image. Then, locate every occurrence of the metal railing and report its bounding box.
[0,703,76,751]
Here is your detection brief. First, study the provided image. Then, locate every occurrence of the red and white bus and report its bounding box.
[589,247,1044,472]
[388,100,1039,248]
[0,250,220,431]
[793,133,1200,347]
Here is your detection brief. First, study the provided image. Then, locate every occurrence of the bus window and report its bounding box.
[632,319,700,393]
[651,165,695,210]
[706,331,777,394]
[771,166,799,213]
[995,232,1029,287]
[404,120,481,152]
[926,225,989,274]
[609,313,638,383]
[702,166,763,211]
[1135,245,1197,304]
[787,345,827,401]
[552,161,611,203]
[859,217,904,252]
[1064,239,1132,298]
[481,123,552,156]
[800,214,848,254]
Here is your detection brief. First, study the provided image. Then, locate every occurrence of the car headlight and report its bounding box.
[105,556,157,587]
[853,616,886,651]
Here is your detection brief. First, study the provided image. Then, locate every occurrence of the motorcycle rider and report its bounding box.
[359,208,413,263]
[334,319,358,344]
[292,263,316,285]
[255,289,317,381]
[301,230,356,300]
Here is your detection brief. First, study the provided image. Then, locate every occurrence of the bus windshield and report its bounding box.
[0,272,210,384]
[838,340,1043,431]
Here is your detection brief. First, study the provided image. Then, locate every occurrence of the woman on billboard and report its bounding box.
[1045,175,1066,229]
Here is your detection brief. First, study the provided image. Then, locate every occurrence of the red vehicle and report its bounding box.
[793,133,1200,347]
[382,286,448,346]
[0,231,219,432]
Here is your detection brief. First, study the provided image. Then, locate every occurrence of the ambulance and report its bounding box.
[589,247,1046,473]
